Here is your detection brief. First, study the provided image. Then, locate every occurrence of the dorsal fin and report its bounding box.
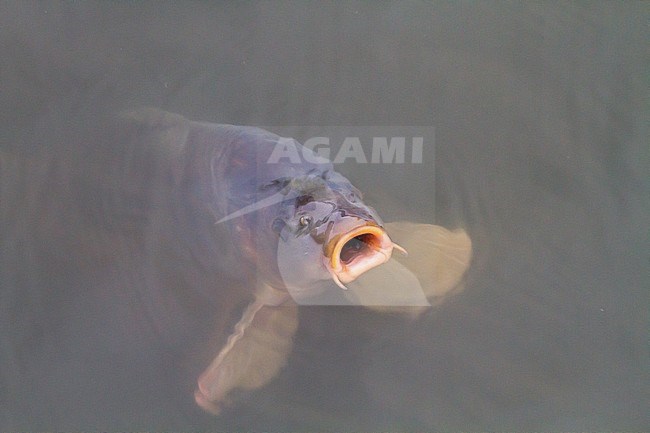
[117,107,190,183]
[77,108,191,231]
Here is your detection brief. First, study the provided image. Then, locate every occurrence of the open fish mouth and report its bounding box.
[326,224,407,290]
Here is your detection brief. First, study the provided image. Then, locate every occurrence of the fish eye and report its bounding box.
[298,215,313,227]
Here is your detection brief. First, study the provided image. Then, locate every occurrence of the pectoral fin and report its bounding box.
[354,222,472,315]
[385,221,472,305]
[345,258,431,307]
[195,285,297,415]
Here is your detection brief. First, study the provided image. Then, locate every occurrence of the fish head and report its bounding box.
[261,170,406,293]
[207,126,405,295]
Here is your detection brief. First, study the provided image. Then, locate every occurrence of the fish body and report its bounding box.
[115,109,471,414]
[171,115,402,296]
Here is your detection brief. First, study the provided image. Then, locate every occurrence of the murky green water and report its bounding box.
[1,2,648,431]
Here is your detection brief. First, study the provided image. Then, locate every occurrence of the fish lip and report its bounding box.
[325,223,395,286]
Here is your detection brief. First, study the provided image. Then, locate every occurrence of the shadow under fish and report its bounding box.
[118,108,472,415]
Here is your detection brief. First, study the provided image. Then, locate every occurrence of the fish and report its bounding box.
[118,108,472,415]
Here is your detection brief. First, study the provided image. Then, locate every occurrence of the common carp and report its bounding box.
[115,109,472,415]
